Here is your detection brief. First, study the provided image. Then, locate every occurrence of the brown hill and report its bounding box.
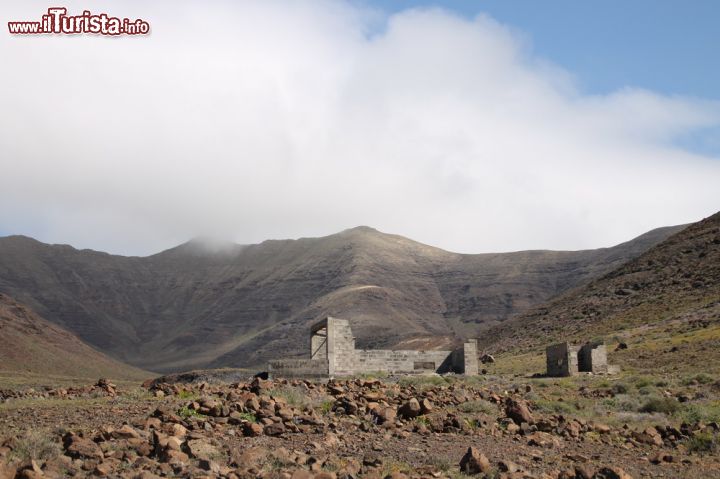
[479,212,720,374]
[0,293,149,380]
[0,224,683,372]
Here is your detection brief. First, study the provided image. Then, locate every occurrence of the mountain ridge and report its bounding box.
[0,223,686,372]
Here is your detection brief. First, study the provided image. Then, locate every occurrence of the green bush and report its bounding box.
[458,400,496,415]
[682,373,715,386]
[236,411,257,423]
[177,405,205,419]
[611,383,629,394]
[633,376,653,388]
[534,399,575,414]
[685,432,717,455]
[677,402,720,424]
[639,397,680,414]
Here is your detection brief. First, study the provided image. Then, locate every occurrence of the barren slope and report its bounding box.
[0,293,149,380]
[480,212,720,374]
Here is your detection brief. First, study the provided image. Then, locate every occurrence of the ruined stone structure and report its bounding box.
[546,341,615,377]
[269,317,479,378]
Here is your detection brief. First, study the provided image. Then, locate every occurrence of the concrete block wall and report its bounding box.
[547,342,614,377]
[326,317,358,375]
[546,342,579,377]
[579,343,608,374]
[353,349,453,375]
[270,316,479,378]
[462,339,479,375]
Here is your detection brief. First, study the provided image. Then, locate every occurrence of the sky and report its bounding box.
[1,0,719,256]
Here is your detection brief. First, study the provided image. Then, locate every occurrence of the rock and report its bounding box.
[504,398,534,425]
[595,466,633,479]
[94,462,114,476]
[243,422,264,437]
[373,407,397,424]
[160,449,189,464]
[498,460,520,473]
[64,435,103,460]
[632,427,663,446]
[165,436,183,451]
[649,452,674,464]
[264,422,286,436]
[398,398,422,419]
[199,459,220,473]
[113,424,140,439]
[574,465,594,479]
[480,354,495,364]
[420,398,433,414]
[0,462,17,479]
[615,343,628,351]
[291,470,313,479]
[526,432,560,449]
[186,439,220,461]
[459,446,491,475]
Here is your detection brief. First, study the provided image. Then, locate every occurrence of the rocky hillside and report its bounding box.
[0,293,149,380]
[480,212,720,374]
[0,225,683,372]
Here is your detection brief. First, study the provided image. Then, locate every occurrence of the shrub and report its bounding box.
[236,412,257,423]
[271,386,310,407]
[685,432,717,455]
[534,399,575,414]
[633,376,653,388]
[177,405,205,419]
[682,373,715,386]
[639,397,680,414]
[458,400,496,415]
[415,416,431,427]
[10,431,60,463]
[677,402,720,424]
[318,399,334,415]
[177,390,198,400]
[611,383,629,394]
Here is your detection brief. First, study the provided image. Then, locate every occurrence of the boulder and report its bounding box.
[186,439,220,461]
[458,446,491,475]
[398,398,422,419]
[64,435,103,460]
[595,466,633,479]
[504,398,534,425]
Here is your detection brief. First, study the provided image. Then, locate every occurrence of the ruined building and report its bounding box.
[546,341,618,377]
[269,317,479,377]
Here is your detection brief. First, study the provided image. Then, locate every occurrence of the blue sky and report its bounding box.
[362,0,720,156]
[362,1,719,99]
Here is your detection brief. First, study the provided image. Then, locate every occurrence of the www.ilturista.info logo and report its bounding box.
[8,7,150,35]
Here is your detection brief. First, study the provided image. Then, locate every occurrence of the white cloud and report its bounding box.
[1,0,719,255]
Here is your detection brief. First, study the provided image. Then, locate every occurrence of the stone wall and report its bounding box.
[270,316,479,378]
[547,341,614,377]
[546,342,579,377]
[578,343,608,373]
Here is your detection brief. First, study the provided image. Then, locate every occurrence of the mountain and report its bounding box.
[0,293,149,379]
[479,212,720,374]
[0,224,685,372]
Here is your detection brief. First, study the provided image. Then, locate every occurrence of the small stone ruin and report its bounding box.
[546,341,619,377]
[269,317,479,378]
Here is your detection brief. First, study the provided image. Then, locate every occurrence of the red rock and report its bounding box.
[504,398,534,425]
[459,446,491,474]
[64,435,103,460]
